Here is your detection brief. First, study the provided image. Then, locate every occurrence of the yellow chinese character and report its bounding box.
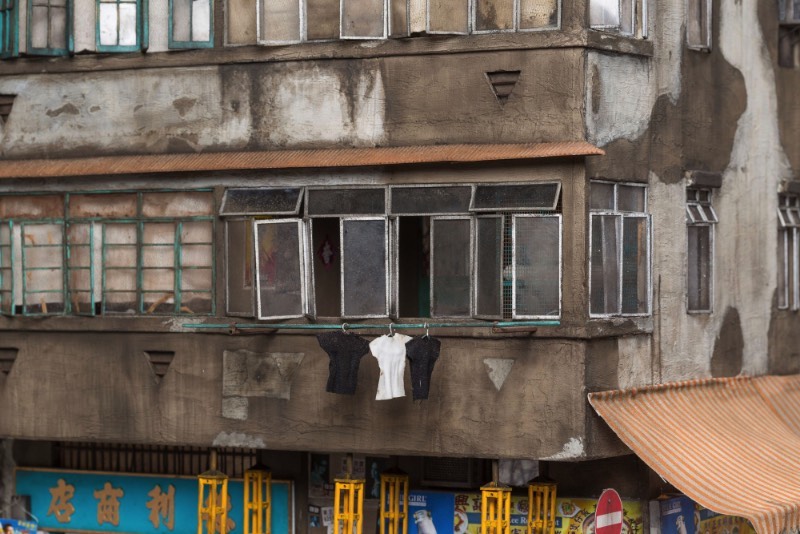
[94,481,124,526]
[47,478,76,523]
[146,484,176,530]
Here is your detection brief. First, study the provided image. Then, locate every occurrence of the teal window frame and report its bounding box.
[0,191,215,318]
[168,0,213,49]
[27,0,73,55]
[95,0,148,52]
[0,0,19,58]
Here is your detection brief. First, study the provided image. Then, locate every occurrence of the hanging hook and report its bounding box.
[424,322,430,339]
[341,323,349,334]
[388,323,394,337]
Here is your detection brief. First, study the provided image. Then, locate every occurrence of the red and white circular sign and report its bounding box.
[595,489,624,534]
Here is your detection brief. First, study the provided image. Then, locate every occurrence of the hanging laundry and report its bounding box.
[405,336,441,400]
[317,331,371,394]
[370,333,412,400]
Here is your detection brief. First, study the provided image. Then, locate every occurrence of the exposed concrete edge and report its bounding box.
[0,142,605,179]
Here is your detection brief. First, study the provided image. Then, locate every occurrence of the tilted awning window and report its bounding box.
[589,375,800,534]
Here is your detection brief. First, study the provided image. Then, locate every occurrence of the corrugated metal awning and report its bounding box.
[589,376,800,534]
[0,142,603,179]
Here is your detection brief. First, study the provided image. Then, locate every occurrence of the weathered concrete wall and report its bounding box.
[586,0,796,383]
[0,49,584,158]
[0,331,593,460]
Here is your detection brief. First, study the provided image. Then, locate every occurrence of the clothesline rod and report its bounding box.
[182,320,559,330]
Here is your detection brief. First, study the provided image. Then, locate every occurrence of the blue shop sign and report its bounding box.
[15,468,293,534]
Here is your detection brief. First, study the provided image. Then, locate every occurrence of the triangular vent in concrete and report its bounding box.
[144,350,175,384]
[485,71,521,105]
[0,95,16,124]
[0,348,19,376]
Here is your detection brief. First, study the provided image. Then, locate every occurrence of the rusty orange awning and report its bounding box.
[589,376,800,534]
[0,142,603,179]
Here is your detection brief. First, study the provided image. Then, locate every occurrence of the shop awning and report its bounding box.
[588,376,800,534]
[0,141,603,179]
[753,374,800,435]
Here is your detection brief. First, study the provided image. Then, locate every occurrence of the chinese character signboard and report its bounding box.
[15,468,292,534]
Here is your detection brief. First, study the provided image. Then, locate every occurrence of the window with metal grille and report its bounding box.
[0,191,214,316]
[96,0,144,51]
[169,0,213,48]
[686,188,717,313]
[778,193,800,310]
[223,183,562,321]
[28,0,71,55]
[589,181,651,317]
[0,0,17,57]
[55,442,257,478]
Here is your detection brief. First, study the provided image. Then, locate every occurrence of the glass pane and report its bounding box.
[105,246,137,267]
[104,223,137,245]
[590,182,615,210]
[342,0,384,37]
[31,5,48,48]
[105,269,137,291]
[70,194,137,219]
[143,269,175,291]
[181,268,212,290]
[519,0,558,29]
[143,291,175,313]
[104,291,138,313]
[792,229,799,310]
[99,3,119,45]
[50,6,67,48]
[589,0,619,27]
[389,0,407,36]
[192,0,211,41]
[621,217,648,314]
[221,188,302,215]
[142,192,213,217]
[143,246,175,267]
[69,270,92,291]
[476,0,513,31]
[226,0,257,43]
[688,225,711,311]
[256,221,304,318]
[391,186,472,215]
[226,220,254,316]
[428,0,468,32]
[181,221,213,243]
[342,219,387,317]
[306,0,339,39]
[181,244,212,267]
[307,188,385,216]
[181,292,212,314]
[515,216,559,317]
[617,185,645,212]
[688,205,702,223]
[431,219,471,317]
[620,0,633,33]
[0,195,63,220]
[172,0,191,41]
[590,214,619,315]
[472,183,560,211]
[119,2,138,45]
[261,0,300,42]
[475,217,502,318]
[779,229,789,309]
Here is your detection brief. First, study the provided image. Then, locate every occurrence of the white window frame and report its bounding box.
[254,218,309,320]
[686,188,717,313]
[589,0,642,37]
[686,0,711,50]
[778,193,800,311]
[589,181,652,318]
[429,215,474,318]
[340,216,390,319]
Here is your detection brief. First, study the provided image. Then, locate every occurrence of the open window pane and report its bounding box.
[621,216,649,314]
[260,0,301,42]
[221,188,303,216]
[191,0,211,41]
[341,0,384,37]
[389,0,407,36]
[476,0,513,31]
[687,225,711,312]
[431,218,472,317]
[687,0,709,48]
[226,220,254,316]
[390,186,472,215]
[779,229,789,309]
[590,214,620,315]
[396,217,430,318]
[311,218,341,317]
[471,183,560,211]
[514,215,560,318]
[519,0,558,29]
[171,0,192,41]
[99,3,119,45]
[341,218,387,317]
[255,220,305,319]
[31,5,49,48]
[475,216,503,318]
[307,188,385,217]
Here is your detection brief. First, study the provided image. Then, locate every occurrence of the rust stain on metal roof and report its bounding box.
[0,142,604,179]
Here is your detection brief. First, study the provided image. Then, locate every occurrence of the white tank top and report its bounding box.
[369,333,412,400]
